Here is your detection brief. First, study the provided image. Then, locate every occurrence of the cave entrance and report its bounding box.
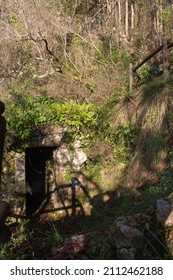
[25,147,55,216]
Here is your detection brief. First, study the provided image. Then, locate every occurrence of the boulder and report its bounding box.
[156,193,173,227]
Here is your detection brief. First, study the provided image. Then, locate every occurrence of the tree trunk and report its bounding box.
[159,0,164,35]
[125,0,129,38]
[117,0,122,36]
[131,3,134,30]
[129,63,133,92]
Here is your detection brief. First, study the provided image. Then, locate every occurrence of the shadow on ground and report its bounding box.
[2,171,172,260]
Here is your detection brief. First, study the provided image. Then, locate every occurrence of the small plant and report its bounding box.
[113,145,129,164]
[19,219,31,233]
[0,243,12,260]
[0,230,31,260]
[138,64,152,81]
[113,123,137,147]
[90,234,116,260]
[86,159,102,184]
[118,189,137,215]
[43,223,63,249]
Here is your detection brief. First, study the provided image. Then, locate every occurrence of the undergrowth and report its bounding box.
[6,94,97,148]
[1,76,173,260]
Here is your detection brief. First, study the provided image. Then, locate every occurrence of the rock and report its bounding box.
[156,194,173,226]
[166,229,173,256]
[117,248,136,260]
[111,217,144,248]
[110,217,144,259]
[51,233,91,259]
[14,153,25,191]
[72,150,87,171]
[31,125,67,147]
[0,200,10,226]
[65,234,87,247]
[54,146,71,166]
[73,140,82,149]
[156,193,173,256]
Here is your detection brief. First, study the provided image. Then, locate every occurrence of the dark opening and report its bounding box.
[25,147,55,216]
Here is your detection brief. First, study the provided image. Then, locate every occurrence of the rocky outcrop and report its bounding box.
[110,217,144,259]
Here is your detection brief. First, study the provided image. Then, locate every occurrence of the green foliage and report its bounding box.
[96,37,136,68]
[99,122,137,163]
[160,6,172,27]
[43,223,63,249]
[169,49,173,65]
[50,100,96,130]
[95,108,137,165]
[126,173,173,215]
[138,64,152,80]
[118,189,137,214]
[0,243,12,260]
[113,123,137,147]
[145,130,168,166]
[90,234,116,260]
[95,93,123,141]
[9,7,24,33]
[6,95,97,147]
[86,159,102,184]
[113,146,130,164]
[0,230,33,260]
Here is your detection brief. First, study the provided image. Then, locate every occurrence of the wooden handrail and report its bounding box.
[133,45,162,72]
[133,40,173,73]
[129,38,173,91]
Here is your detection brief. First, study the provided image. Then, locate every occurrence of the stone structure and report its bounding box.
[5,124,87,217]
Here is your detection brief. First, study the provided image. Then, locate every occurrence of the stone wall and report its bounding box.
[4,125,87,216]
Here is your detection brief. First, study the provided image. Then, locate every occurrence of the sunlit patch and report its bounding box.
[103,194,110,203]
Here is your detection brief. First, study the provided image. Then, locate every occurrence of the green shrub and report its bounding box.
[6,95,97,147]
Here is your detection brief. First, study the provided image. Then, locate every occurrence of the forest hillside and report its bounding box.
[0,0,173,260]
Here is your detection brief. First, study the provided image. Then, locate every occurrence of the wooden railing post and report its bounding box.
[0,101,6,188]
[162,37,169,80]
[129,63,133,92]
